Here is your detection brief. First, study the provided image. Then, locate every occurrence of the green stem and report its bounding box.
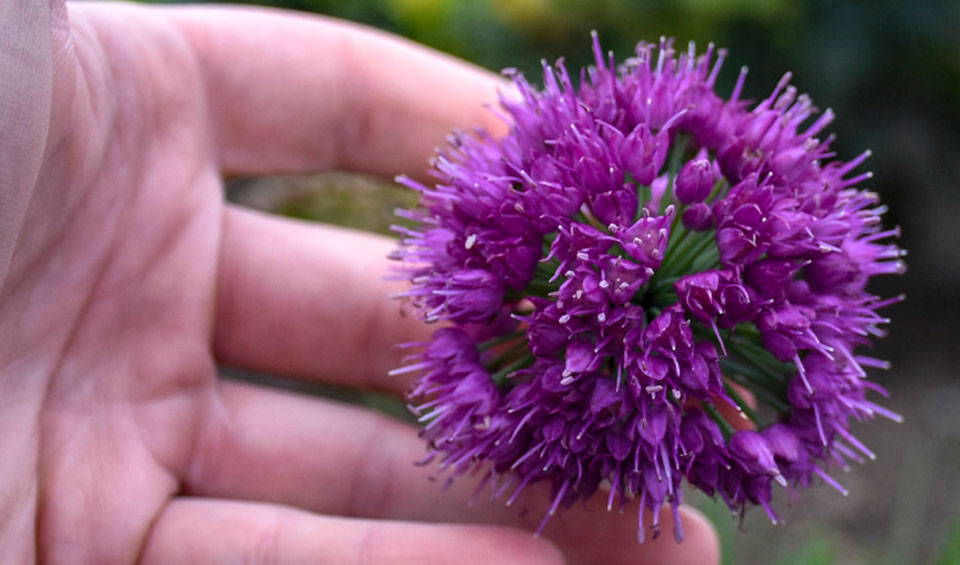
[706,178,728,203]
[658,224,693,275]
[491,354,535,385]
[732,323,761,338]
[578,207,608,232]
[727,336,796,378]
[723,380,760,424]
[719,361,791,412]
[663,225,688,267]
[486,340,530,371]
[680,228,714,260]
[683,244,721,274]
[635,178,652,214]
[478,331,525,352]
[723,373,791,412]
[534,257,561,275]
[670,232,718,275]
[668,134,690,177]
[645,283,678,310]
[648,275,680,294]
[661,134,690,214]
[518,279,559,298]
[703,402,736,439]
[719,357,783,387]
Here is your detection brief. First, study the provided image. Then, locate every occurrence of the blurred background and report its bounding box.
[154,0,959,562]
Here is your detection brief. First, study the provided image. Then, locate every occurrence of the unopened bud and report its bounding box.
[674,158,714,204]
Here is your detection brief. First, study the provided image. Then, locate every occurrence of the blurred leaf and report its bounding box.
[880,442,933,565]
[776,536,836,565]
[936,513,960,565]
[228,173,417,236]
[362,391,416,422]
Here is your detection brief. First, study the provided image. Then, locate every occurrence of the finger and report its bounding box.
[164,5,505,177]
[716,383,758,431]
[213,205,428,393]
[139,498,565,565]
[185,380,719,565]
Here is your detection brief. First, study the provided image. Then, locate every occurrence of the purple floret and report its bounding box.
[390,34,904,542]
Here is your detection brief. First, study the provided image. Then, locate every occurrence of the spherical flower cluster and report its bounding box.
[390,35,905,542]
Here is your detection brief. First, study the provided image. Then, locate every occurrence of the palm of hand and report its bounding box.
[5,6,242,561]
[0,4,718,563]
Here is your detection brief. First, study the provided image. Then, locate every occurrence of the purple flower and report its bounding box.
[674,150,716,204]
[391,34,904,542]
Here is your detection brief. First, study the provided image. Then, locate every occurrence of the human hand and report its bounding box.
[0,3,719,563]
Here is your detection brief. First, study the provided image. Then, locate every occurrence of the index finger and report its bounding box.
[165,5,506,178]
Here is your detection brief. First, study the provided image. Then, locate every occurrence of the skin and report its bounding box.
[0,2,721,563]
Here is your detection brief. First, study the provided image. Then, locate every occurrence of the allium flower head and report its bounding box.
[391,35,905,542]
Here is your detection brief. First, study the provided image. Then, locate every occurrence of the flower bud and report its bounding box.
[729,430,785,485]
[681,202,714,231]
[674,157,714,204]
